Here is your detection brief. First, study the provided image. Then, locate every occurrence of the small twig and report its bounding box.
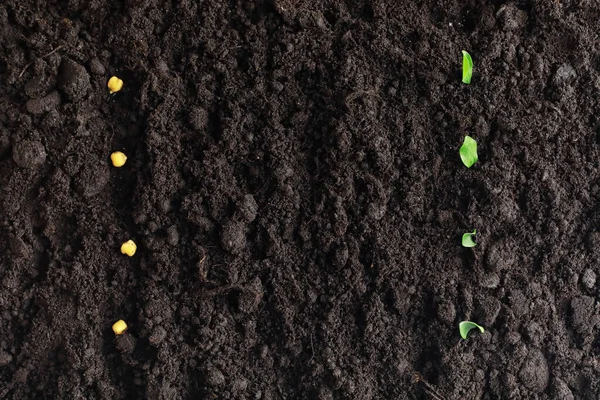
[423,387,445,400]
[344,89,381,107]
[18,45,66,79]
[201,284,261,300]
[197,249,208,281]
[412,373,447,400]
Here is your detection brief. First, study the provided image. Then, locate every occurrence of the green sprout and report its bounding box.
[462,51,473,84]
[459,321,484,339]
[462,230,477,247]
[459,136,478,168]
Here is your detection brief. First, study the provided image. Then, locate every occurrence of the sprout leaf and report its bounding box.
[459,321,484,339]
[462,229,477,248]
[462,51,473,84]
[460,136,478,168]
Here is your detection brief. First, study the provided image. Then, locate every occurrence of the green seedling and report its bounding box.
[459,136,478,168]
[462,51,473,84]
[459,321,484,339]
[462,230,477,247]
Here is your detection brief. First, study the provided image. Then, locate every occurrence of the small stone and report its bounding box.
[332,368,342,379]
[518,349,549,393]
[206,367,226,387]
[9,236,32,259]
[158,198,172,213]
[12,140,46,168]
[272,81,284,93]
[531,299,550,321]
[88,57,106,75]
[149,326,167,346]
[57,58,91,101]
[479,272,501,289]
[581,268,596,289]
[147,221,158,233]
[116,334,137,354]
[478,296,502,326]
[496,4,527,32]
[523,321,545,346]
[532,55,545,76]
[570,272,579,287]
[166,226,179,246]
[188,107,209,131]
[570,296,595,333]
[331,242,349,269]
[552,63,576,87]
[24,75,53,98]
[237,194,258,223]
[75,160,109,198]
[25,91,61,115]
[220,221,246,255]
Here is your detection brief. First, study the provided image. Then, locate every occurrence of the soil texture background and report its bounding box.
[1,0,600,398]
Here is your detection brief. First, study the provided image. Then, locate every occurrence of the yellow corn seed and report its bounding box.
[112,320,128,335]
[110,151,127,167]
[107,76,124,94]
[120,240,137,257]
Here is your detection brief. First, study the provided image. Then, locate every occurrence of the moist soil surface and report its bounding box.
[1,1,600,399]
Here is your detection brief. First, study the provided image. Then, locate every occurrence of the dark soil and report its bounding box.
[1,0,600,398]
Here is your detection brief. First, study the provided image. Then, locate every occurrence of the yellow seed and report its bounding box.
[107,76,124,94]
[112,320,128,335]
[110,151,127,167]
[120,240,137,257]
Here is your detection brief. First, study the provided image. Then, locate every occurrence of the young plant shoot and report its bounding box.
[460,136,478,168]
[462,230,477,247]
[459,321,484,339]
[462,51,473,84]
